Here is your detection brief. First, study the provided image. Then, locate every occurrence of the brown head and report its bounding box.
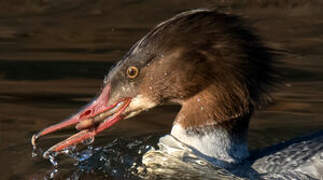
[32,9,276,157]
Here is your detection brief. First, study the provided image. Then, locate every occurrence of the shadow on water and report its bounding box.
[1,0,323,179]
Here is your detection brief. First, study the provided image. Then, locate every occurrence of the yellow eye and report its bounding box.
[126,66,139,79]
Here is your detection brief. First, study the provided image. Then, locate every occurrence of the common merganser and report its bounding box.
[32,9,323,179]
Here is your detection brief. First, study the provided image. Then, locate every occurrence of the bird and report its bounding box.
[32,9,323,179]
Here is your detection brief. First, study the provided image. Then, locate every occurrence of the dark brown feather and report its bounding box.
[129,9,277,129]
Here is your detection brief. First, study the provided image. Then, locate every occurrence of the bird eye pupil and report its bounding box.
[127,66,139,79]
[129,69,135,75]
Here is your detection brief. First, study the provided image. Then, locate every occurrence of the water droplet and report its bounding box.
[164,72,168,76]
[82,136,95,145]
[75,149,93,161]
[49,169,58,179]
[31,146,43,158]
[99,156,106,161]
[62,149,70,154]
[48,154,58,167]
[95,147,102,151]
[197,98,200,102]
[31,151,38,158]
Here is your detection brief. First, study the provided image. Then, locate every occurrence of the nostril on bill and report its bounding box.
[79,110,92,119]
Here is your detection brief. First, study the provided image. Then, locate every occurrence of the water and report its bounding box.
[1,0,323,179]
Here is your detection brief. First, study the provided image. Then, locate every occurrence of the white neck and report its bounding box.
[170,123,249,168]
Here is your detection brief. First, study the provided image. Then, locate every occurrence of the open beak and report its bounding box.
[31,85,132,158]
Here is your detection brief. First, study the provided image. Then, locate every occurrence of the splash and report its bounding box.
[31,135,159,179]
[31,134,245,179]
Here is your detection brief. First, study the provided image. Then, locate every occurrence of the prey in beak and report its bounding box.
[31,85,132,158]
